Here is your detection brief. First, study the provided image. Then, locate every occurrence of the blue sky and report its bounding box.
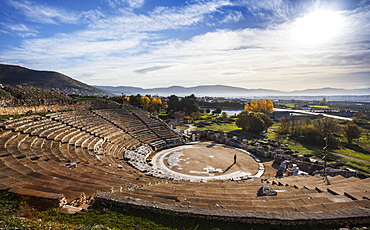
[0,0,369,91]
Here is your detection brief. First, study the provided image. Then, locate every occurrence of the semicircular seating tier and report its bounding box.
[0,108,369,224]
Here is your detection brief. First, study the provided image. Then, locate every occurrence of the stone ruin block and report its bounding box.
[257,185,277,196]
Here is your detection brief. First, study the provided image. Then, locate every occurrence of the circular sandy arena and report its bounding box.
[151,142,264,182]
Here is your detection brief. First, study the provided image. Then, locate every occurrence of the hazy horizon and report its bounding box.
[95,84,370,91]
[1,0,369,91]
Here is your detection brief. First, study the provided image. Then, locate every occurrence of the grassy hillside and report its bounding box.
[0,85,72,107]
[0,64,107,96]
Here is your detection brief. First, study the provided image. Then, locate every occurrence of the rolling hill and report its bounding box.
[0,64,107,96]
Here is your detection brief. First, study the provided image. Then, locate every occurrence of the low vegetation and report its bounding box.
[0,85,72,106]
[1,191,309,230]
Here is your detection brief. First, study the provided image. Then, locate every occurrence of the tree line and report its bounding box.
[277,116,362,146]
[113,94,200,115]
[117,94,362,145]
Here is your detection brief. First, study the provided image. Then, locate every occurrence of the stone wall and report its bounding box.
[0,101,121,116]
[95,192,370,226]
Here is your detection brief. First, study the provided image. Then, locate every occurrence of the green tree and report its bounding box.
[180,94,199,115]
[236,111,273,134]
[301,124,320,144]
[129,94,143,108]
[313,118,341,147]
[166,95,180,113]
[342,122,362,143]
[191,111,202,120]
[314,118,340,137]
[277,116,290,134]
[212,107,222,115]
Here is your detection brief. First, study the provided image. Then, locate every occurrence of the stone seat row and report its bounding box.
[116,176,370,213]
[2,110,179,170]
[95,109,181,145]
[94,110,147,132]
[266,175,370,202]
[0,129,156,201]
[0,109,184,204]
[130,111,180,140]
[131,111,164,127]
[94,110,179,150]
[33,112,141,152]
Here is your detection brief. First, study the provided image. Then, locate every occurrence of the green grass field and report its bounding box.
[197,121,239,131]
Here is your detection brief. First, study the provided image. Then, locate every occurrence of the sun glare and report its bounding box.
[290,10,344,46]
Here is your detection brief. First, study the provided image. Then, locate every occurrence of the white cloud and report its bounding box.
[236,0,292,22]
[105,0,145,9]
[1,0,369,91]
[7,0,80,24]
[220,11,244,23]
[123,0,145,9]
[0,22,38,37]
[134,65,174,74]
[92,0,232,33]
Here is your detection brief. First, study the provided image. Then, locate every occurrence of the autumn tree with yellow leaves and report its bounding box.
[148,97,167,113]
[244,99,274,113]
[141,96,150,105]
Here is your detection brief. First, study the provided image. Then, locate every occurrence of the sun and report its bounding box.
[290,9,344,46]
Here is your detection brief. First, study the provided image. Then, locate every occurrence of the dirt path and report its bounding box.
[328,150,370,164]
[354,140,370,152]
[184,124,197,135]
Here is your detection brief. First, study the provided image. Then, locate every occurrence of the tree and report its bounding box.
[314,118,341,138]
[313,118,341,147]
[320,98,327,105]
[244,99,274,113]
[342,122,362,143]
[301,124,321,144]
[129,94,144,108]
[191,111,202,120]
[141,96,150,110]
[166,95,180,113]
[180,94,199,115]
[212,107,222,115]
[147,98,163,113]
[277,116,290,135]
[236,111,273,134]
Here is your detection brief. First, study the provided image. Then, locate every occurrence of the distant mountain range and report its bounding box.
[1,64,368,98]
[95,85,370,97]
[0,64,106,96]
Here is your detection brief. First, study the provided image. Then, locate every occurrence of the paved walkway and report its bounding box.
[151,142,264,182]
